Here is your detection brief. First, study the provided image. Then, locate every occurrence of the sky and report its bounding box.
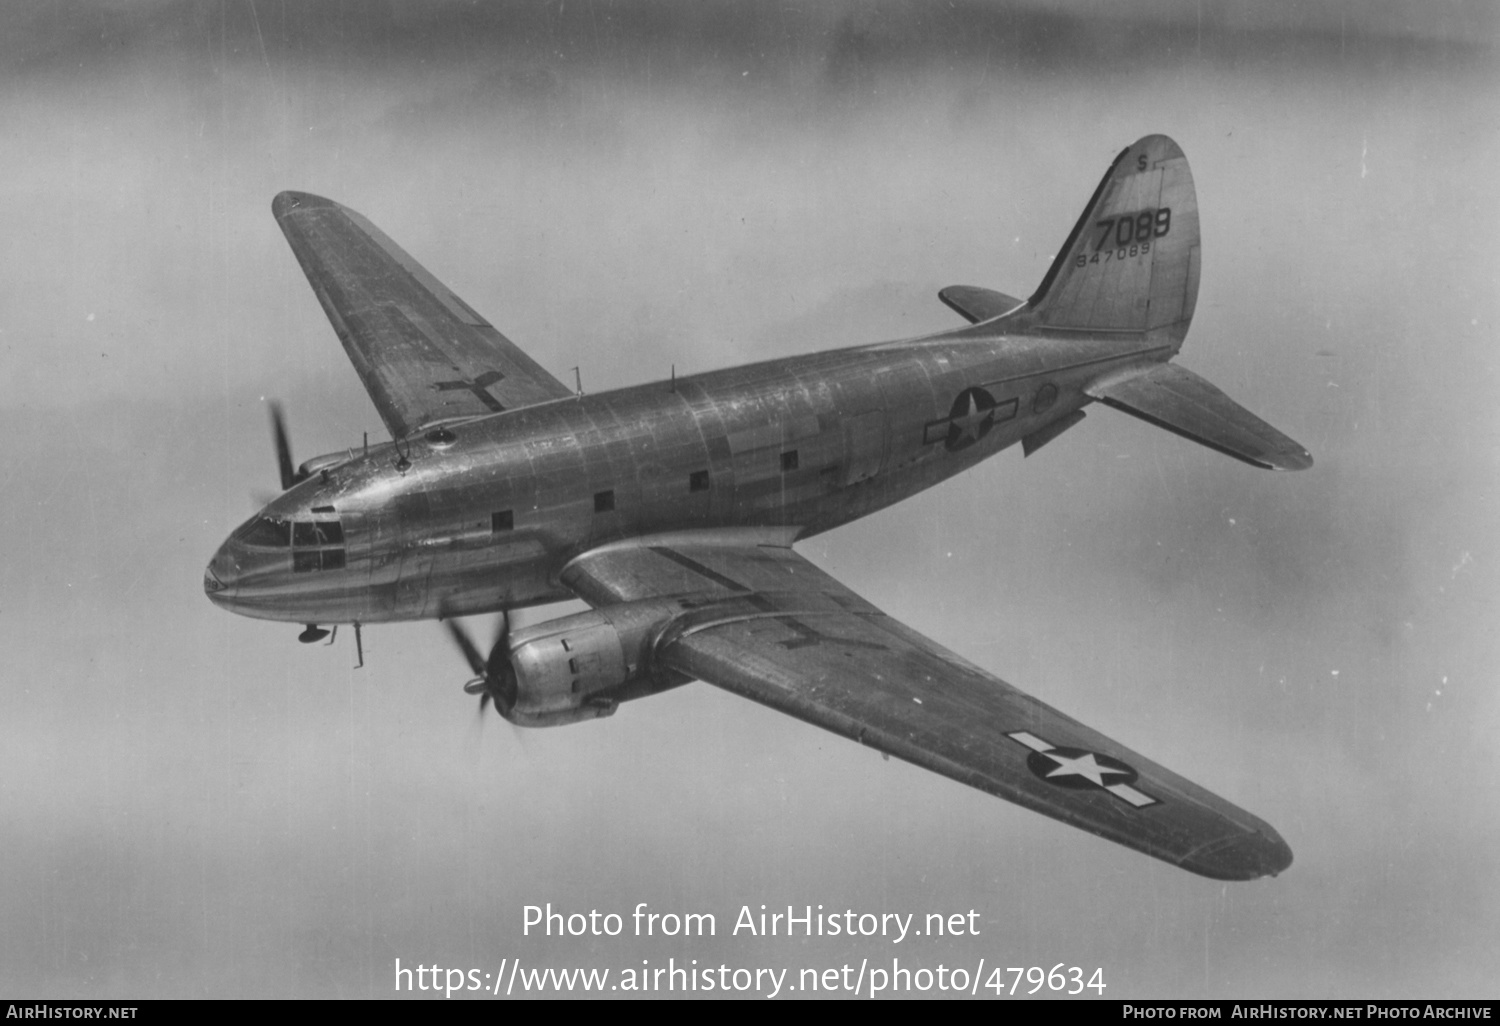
[1,0,1496,1000]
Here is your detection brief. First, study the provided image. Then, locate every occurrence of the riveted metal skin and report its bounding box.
[204,326,1156,627]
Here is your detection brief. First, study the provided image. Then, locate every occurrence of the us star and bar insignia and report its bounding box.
[1006,731,1160,808]
[923,386,1019,452]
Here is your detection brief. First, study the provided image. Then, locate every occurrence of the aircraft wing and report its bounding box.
[563,530,1292,880]
[273,192,573,439]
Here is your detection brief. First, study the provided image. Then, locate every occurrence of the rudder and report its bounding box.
[1027,135,1199,341]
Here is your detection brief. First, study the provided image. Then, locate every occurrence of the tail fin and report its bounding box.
[1027,135,1199,341]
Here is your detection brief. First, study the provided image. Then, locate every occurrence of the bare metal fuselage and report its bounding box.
[205,325,1167,626]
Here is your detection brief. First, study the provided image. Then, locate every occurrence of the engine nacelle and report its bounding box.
[506,600,683,727]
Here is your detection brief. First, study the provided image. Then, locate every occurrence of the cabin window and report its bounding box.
[780,450,799,472]
[594,490,615,513]
[689,470,710,492]
[1033,383,1058,414]
[492,510,514,532]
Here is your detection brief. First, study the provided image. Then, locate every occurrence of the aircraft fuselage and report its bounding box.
[205,325,1169,626]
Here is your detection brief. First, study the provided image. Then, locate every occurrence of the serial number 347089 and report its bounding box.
[1075,207,1172,266]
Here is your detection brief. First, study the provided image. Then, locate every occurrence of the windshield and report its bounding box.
[233,515,292,547]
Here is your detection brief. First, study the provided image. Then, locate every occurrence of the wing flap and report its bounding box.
[563,533,1293,880]
[1088,361,1312,471]
[273,191,572,438]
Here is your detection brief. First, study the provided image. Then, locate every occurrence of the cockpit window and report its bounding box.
[235,516,292,547]
[290,518,347,573]
[233,514,347,570]
[293,521,343,546]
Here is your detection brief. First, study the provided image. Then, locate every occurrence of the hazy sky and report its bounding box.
[1,1,1496,999]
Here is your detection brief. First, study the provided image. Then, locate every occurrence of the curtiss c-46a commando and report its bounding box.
[205,135,1310,880]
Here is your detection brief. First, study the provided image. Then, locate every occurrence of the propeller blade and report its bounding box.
[269,402,298,491]
[485,611,519,713]
[446,612,518,719]
[446,618,487,679]
[486,610,511,679]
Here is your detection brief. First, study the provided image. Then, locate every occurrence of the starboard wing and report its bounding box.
[563,530,1293,880]
[273,191,573,439]
[1088,361,1313,471]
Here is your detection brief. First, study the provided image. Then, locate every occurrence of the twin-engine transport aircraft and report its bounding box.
[205,135,1310,880]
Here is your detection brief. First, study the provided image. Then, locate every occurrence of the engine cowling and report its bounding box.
[505,600,683,727]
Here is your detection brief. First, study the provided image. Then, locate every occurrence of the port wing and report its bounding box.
[273,191,572,439]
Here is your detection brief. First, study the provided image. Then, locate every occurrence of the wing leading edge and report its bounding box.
[273,192,572,439]
[562,531,1292,881]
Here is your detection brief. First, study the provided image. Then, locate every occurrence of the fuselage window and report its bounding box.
[492,510,514,532]
[689,470,710,492]
[780,450,799,472]
[594,490,615,513]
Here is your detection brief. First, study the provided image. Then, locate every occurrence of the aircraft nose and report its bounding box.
[203,544,238,606]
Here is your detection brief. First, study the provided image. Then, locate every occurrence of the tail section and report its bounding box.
[938,134,1310,470]
[1027,135,1199,340]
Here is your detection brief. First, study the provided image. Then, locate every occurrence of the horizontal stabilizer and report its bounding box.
[938,285,1025,324]
[1088,362,1312,471]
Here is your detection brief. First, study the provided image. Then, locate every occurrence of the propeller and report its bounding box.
[447,612,518,719]
[269,401,310,492]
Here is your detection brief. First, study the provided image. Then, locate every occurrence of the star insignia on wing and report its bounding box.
[1006,731,1160,808]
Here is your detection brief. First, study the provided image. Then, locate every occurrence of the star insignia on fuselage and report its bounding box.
[923,386,998,452]
[1006,731,1160,808]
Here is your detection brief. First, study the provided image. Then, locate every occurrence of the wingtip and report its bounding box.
[272,190,338,220]
[1280,449,1315,471]
[1267,445,1314,472]
[1181,829,1294,881]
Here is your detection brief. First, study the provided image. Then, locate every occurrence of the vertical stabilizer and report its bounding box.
[1027,135,1199,341]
